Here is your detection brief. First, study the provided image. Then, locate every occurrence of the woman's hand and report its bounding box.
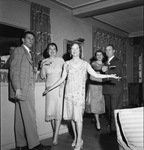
[108,74,121,80]
[42,86,51,96]
[41,59,50,68]
[42,59,53,66]
[102,66,108,72]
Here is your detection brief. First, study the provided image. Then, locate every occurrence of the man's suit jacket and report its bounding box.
[9,45,35,101]
[103,56,123,95]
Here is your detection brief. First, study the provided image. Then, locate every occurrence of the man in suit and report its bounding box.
[9,31,51,150]
[102,44,124,134]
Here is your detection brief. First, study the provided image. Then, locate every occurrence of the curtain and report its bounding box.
[30,2,51,67]
[92,27,128,107]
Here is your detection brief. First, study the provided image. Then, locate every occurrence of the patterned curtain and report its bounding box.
[93,27,128,107]
[30,3,51,67]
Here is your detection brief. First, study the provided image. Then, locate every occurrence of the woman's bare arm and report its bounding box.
[87,63,120,79]
[42,63,67,96]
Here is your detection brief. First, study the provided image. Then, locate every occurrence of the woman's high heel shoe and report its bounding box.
[96,128,101,132]
[95,123,101,132]
[71,140,76,147]
[74,140,83,150]
[52,141,58,146]
[52,136,58,146]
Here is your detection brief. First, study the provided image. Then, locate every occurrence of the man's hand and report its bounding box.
[15,89,22,100]
[102,66,108,72]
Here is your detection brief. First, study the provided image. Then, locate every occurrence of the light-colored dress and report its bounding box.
[63,60,88,122]
[87,61,105,114]
[43,57,64,121]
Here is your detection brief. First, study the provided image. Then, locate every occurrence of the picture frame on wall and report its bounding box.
[63,39,72,61]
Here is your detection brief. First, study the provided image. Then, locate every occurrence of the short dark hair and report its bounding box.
[90,50,107,63]
[95,50,104,57]
[107,44,115,50]
[95,50,108,63]
[43,42,58,58]
[46,43,58,52]
[22,31,35,38]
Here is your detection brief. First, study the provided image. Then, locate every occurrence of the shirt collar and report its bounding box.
[108,55,114,63]
[23,44,31,53]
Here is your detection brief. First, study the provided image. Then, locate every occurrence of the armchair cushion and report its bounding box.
[114,107,143,150]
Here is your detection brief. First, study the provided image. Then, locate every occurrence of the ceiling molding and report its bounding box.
[72,0,144,18]
[92,17,129,34]
[49,0,72,10]
[129,31,144,38]
[49,0,103,10]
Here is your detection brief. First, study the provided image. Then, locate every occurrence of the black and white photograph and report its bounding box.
[0,0,144,150]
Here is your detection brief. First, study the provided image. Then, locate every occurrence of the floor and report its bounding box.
[41,114,119,150]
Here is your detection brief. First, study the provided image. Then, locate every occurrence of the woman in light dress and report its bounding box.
[40,43,64,145]
[87,50,106,132]
[43,42,120,150]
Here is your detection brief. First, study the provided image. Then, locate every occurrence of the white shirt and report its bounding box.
[108,55,114,64]
[23,44,31,58]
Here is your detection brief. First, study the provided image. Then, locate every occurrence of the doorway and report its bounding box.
[0,23,25,56]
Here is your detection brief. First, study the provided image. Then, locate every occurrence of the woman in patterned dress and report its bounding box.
[87,50,106,132]
[40,43,64,145]
[43,42,120,150]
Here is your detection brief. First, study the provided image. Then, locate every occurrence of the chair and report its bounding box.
[114,107,143,150]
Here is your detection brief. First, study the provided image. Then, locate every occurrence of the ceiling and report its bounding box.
[50,0,144,38]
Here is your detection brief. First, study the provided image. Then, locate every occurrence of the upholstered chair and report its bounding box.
[114,107,143,150]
